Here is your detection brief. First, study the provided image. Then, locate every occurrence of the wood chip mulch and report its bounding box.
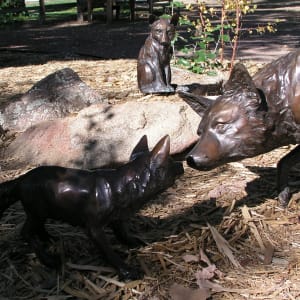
[0,54,299,300]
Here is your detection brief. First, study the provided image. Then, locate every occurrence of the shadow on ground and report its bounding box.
[0,0,299,68]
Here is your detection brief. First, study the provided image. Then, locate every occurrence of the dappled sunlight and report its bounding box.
[0,0,299,298]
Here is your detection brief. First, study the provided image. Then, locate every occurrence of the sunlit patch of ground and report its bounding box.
[0,56,299,299]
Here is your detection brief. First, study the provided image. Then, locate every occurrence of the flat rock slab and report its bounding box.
[0,68,104,132]
[3,100,200,169]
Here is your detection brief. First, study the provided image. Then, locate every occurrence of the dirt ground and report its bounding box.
[0,1,300,299]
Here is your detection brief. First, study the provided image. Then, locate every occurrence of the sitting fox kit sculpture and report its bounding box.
[0,135,183,280]
[137,14,179,94]
[180,49,300,206]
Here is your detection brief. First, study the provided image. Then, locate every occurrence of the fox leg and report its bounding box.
[110,221,145,248]
[277,145,300,206]
[137,62,156,93]
[164,64,174,91]
[138,61,174,94]
[87,225,142,281]
[21,216,61,268]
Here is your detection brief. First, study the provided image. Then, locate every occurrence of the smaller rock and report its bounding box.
[0,68,105,132]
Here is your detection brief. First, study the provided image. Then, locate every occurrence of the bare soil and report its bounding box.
[0,1,300,299]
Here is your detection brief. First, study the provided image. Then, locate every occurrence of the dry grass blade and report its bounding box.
[207,223,242,269]
[241,205,266,252]
[63,285,92,299]
[66,262,114,273]
[263,241,275,264]
[82,275,107,295]
[97,274,125,288]
[1,52,300,299]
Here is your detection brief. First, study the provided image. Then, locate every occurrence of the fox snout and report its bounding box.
[186,154,214,171]
[151,29,172,46]
[159,33,171,46]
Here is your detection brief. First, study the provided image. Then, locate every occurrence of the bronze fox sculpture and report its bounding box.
[137,14,179,94]
[179,50,300,206]
[0,135,183,280]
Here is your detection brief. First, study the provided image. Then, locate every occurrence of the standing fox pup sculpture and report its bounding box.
[0,135,183,280]
[137,14,179,94]
[180,49,300,206]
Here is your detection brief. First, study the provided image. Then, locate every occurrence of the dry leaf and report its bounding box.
[207,223,242,269]
[170,283,211,300]
[199,248,211,265]
[263,241,275,264]
[182,254,199,263]
[195,265,217,280]
[196,278,228,293]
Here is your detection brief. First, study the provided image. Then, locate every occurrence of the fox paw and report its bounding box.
[118,266,143,281]
[38,252,62,270]
[278,187,290,207]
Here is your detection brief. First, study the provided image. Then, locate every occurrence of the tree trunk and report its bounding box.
[39,0,46,23]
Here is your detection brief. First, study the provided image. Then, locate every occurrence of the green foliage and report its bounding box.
[173,0,277,75]
[0,0,28,24]
[0,0,82,25]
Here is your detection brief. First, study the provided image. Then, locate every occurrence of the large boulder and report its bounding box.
[0,68,104,132]
[3,100,200,169]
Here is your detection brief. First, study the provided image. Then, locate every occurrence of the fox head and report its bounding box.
[149,14,179,46]
[181,63,269,171]
[118,135,183,200]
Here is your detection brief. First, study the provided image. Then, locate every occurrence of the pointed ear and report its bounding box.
[178,90,214,117]
[256,88,268,112]
[224,63,266,110]
[150,135,170,168]
[170,13,179,26]
[149,14,158,25]
[224,63,257,94]
[130,135,149,161]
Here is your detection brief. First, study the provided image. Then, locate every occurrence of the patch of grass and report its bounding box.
[26,0,77,8]
[1,0,126,26]
[1,0,81,24]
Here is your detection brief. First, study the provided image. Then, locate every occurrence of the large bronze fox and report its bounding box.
[180,50,300,206]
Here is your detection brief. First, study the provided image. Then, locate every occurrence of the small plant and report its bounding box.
[0,0,28,24]
[173,0,277,75]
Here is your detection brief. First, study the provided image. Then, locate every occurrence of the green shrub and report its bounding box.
[173,0,277,75]
[0,0,28,24]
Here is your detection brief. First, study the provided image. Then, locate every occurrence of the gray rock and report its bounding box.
[3,100,200,169]
[0,68,104,132]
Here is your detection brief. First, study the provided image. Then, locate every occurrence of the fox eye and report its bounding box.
[214,122,227,133]
[197,127,203,135]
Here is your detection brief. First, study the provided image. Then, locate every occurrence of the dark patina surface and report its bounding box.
[0,135,183,280]
[137,14,178,94]
[180,49,300,205]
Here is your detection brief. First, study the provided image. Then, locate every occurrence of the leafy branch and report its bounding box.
[172,0,277,75]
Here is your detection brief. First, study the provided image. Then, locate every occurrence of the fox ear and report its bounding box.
[130,135,149,161]
[178,90,213,117]
[170,13,179,26]
[149,14,158,24]
[225,63,266,110]
[150,135,170,168]
[224,63,257,94]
